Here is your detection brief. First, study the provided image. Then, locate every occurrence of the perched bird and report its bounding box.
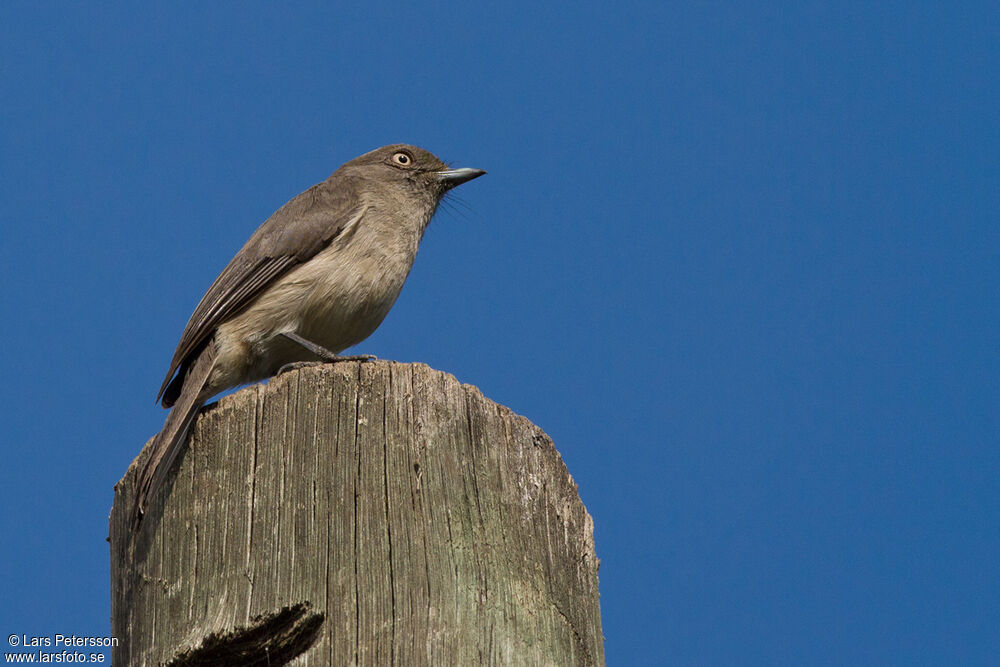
[133,144,485,529]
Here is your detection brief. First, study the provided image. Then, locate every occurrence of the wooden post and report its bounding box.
[109,361,604,666]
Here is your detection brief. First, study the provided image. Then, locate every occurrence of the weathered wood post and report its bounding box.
[109,361,604,666]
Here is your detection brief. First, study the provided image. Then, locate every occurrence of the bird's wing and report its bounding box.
[156,177,365,404]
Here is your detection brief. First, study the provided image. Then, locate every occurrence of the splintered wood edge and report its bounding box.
[166,601,324,667]
[117,360,585,501]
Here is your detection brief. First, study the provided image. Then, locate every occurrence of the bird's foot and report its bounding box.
[329,354,377,362]
[276,360,327,376]
[279,332,377,365]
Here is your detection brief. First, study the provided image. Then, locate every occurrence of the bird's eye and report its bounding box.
[392,152,412,166]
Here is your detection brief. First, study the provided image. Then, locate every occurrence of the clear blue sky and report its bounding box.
[1,2,997,664]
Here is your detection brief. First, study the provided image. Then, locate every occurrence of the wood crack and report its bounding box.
[166,601,324,667]
[383,364,396,665]
[108,361,604,665]
[352,364,362,665]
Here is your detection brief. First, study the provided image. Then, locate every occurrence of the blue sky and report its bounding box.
[1,2,997,664]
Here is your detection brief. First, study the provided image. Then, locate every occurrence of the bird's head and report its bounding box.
[340,144,486,202]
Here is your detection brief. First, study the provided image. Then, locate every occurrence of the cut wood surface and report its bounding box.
[109,361,604,666]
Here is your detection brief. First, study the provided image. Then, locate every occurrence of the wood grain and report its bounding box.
[109,361,603,666]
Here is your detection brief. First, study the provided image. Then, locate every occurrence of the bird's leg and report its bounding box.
[280,331,377,362]
[276,331,376,376]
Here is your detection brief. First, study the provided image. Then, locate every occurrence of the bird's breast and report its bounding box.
[292,207,425,351]
[212,203,429,389]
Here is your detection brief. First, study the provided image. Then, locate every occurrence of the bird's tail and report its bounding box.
[131,344,217,532]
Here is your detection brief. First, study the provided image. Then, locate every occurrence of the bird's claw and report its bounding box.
[276,361,326,376]
[334,354,377,362]
[276,355,376,377]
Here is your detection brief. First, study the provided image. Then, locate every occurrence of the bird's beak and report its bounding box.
[437,167,487,188]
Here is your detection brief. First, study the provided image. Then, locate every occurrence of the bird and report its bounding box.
[132,144,485,530]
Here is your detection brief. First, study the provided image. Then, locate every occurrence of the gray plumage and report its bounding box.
[133,144,485,530]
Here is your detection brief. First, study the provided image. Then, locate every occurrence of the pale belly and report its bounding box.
[207,231,418,393]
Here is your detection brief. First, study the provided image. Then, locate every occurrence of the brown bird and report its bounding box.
[133,144,485,529]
